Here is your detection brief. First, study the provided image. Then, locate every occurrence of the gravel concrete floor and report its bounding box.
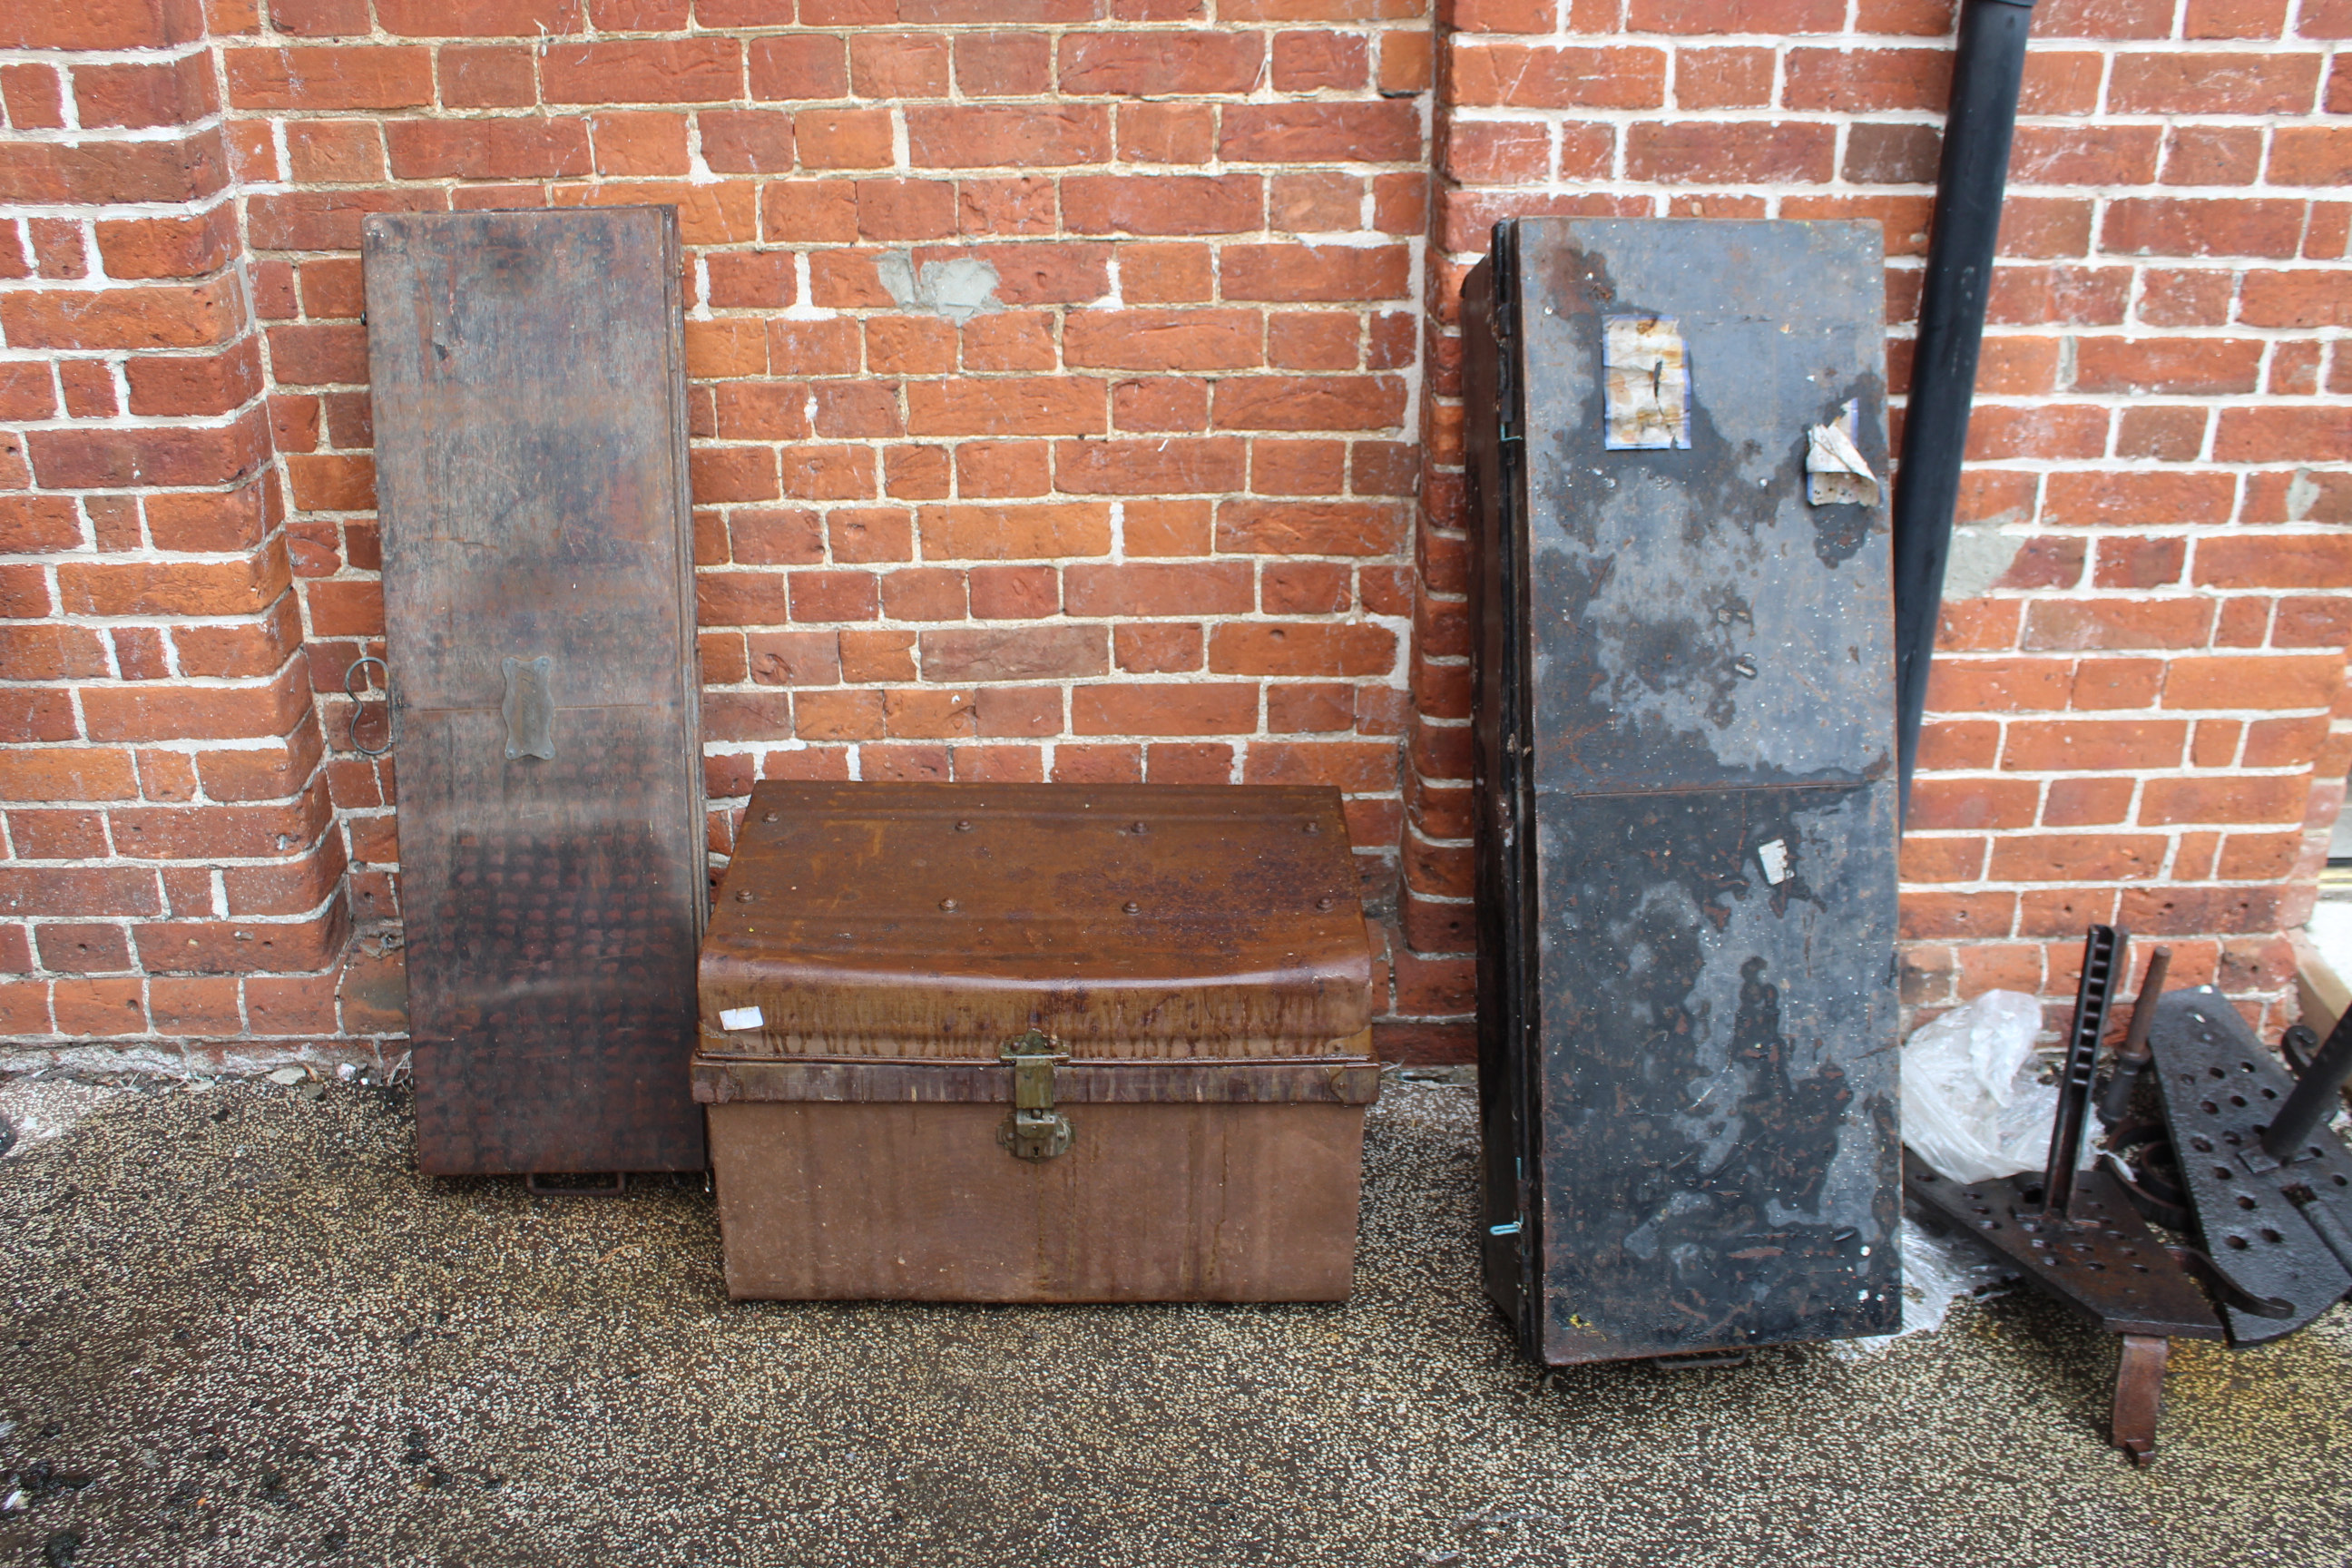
[1,1072,2348,1568]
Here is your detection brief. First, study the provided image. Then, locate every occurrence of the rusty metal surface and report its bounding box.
[691,1053,1382,1106]
[1906,1164,2224,1342]
[1465,219,1902,1364]
[700,782,1373,1056]
[707,1101,1367,1302]
[2144,988,2352,1343]
[364,207,706,1175]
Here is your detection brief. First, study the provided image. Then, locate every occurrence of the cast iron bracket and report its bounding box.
[1905,926,2224,1465]
[2140,988,2352,1345]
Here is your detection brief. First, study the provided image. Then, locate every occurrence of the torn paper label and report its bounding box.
[1807,399,1880,506]
[1757,838,1791,886]
[719,1006,765,1032]
[1602,315,1690,450]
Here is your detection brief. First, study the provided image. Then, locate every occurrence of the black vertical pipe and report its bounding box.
[1892,0,2039,818]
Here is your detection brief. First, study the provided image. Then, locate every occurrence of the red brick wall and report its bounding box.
[0,0,1436,1064]
[0,0,2347,1069]
[1408,0,2352,1046]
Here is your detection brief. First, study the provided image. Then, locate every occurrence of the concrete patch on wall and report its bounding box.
[1940,520,2027,602]
[878,251,1001,323]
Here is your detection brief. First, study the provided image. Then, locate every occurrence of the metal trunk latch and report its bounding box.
[996,1028,1071,1161]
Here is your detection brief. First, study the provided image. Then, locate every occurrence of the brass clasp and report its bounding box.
[996,1028,1071,1161]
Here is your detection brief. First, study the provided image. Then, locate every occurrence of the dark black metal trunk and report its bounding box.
[1465,219,1903,1365]
[1892,0,2039,816]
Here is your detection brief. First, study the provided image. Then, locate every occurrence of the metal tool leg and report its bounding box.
[2111,1334,2171,1465]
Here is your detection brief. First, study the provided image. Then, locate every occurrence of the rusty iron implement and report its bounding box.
[1906,926,2222,1465]
[2097,945,2171,1126]
[1462,219,1903,1364]
[2138,988,2352,1345]
[363,207,707,1177]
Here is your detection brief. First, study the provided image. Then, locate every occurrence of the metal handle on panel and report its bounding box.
[344,655,398,760]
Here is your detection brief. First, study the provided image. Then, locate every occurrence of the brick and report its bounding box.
[1243,740,1396,790]
[1272,30,1369,91]
[1111,623,1200,674]
[540,38,741,103]
[1450,44,1665,108]
[225,45,433,110]
[748,33,848,100]
[1063,309,1259,370]
[437,45,536,108]
[745,632,843,688]
[52,978,146,1037]
[0,627,105,682]
[1072,683,1255,735]
[925,241,1109,304]
[75,54,218,130]
[957,32,1052,96]
[968,564,1057,619]
[1784,47,1950,113]
[248,188,446,251]
[2162,125,2261,187]
[1220,103,1421,163]
[906,105,1111,168]
[1220,243,1410,302]
[282,119,384,184]
[2109,51,2318,115]
[1060,174,1262,236]
[35,923,134,975]
[586,112,690,177]
[94,207,240,283]
[886,689,975,740]
[919,502,1112,561]
[1626,121,1835,183]
[967,689,1060,740]
[2214,407,2350,465]
[906,378,1104,437]
[0,749,140,805]
[1054,437,1247,495]
[2114,407,2208,462]
[2072,338,2262,397]
[1209,622,1394,677]
[1679,46,1777,113]
[923,626,1108,681]
[2102,199,2306,260]
[1219,499,1405,556]
[963,312,1055,371]
[2013,124,2161,187]
[2238,268,2347,326]
[0,64,64,129]
[2142,775,2308,827]
[1064,563,1251,618]
[2000,719,2188,771]
[2042,471,2233,528]
[1057,31,1263,94]
[1214,375,1406,432]
[1271,172,1363,233]
[957,177,1057,238]
[1445,122,1553,184]
[2163,654,2342,710]
[0,281,240,352]
[818,632,910,692]
[1987,834,2168,882]
[851,32,951,99]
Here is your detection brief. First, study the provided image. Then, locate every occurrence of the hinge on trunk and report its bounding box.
[996,1028,1072,1161]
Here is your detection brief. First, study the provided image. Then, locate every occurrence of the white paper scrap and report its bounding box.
[719,1006,765,1032]
[1757,838,1791,886]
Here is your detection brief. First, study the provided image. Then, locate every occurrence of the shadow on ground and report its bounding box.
[1,1074,2347,1568]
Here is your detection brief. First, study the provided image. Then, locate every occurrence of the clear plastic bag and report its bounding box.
[1900,989,2053,1184]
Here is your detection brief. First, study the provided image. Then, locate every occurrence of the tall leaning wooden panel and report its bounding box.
[364,207,707,1176]
[1464,220,1902,1363]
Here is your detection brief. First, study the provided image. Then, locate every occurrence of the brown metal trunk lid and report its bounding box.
[698,782,1374,1062]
